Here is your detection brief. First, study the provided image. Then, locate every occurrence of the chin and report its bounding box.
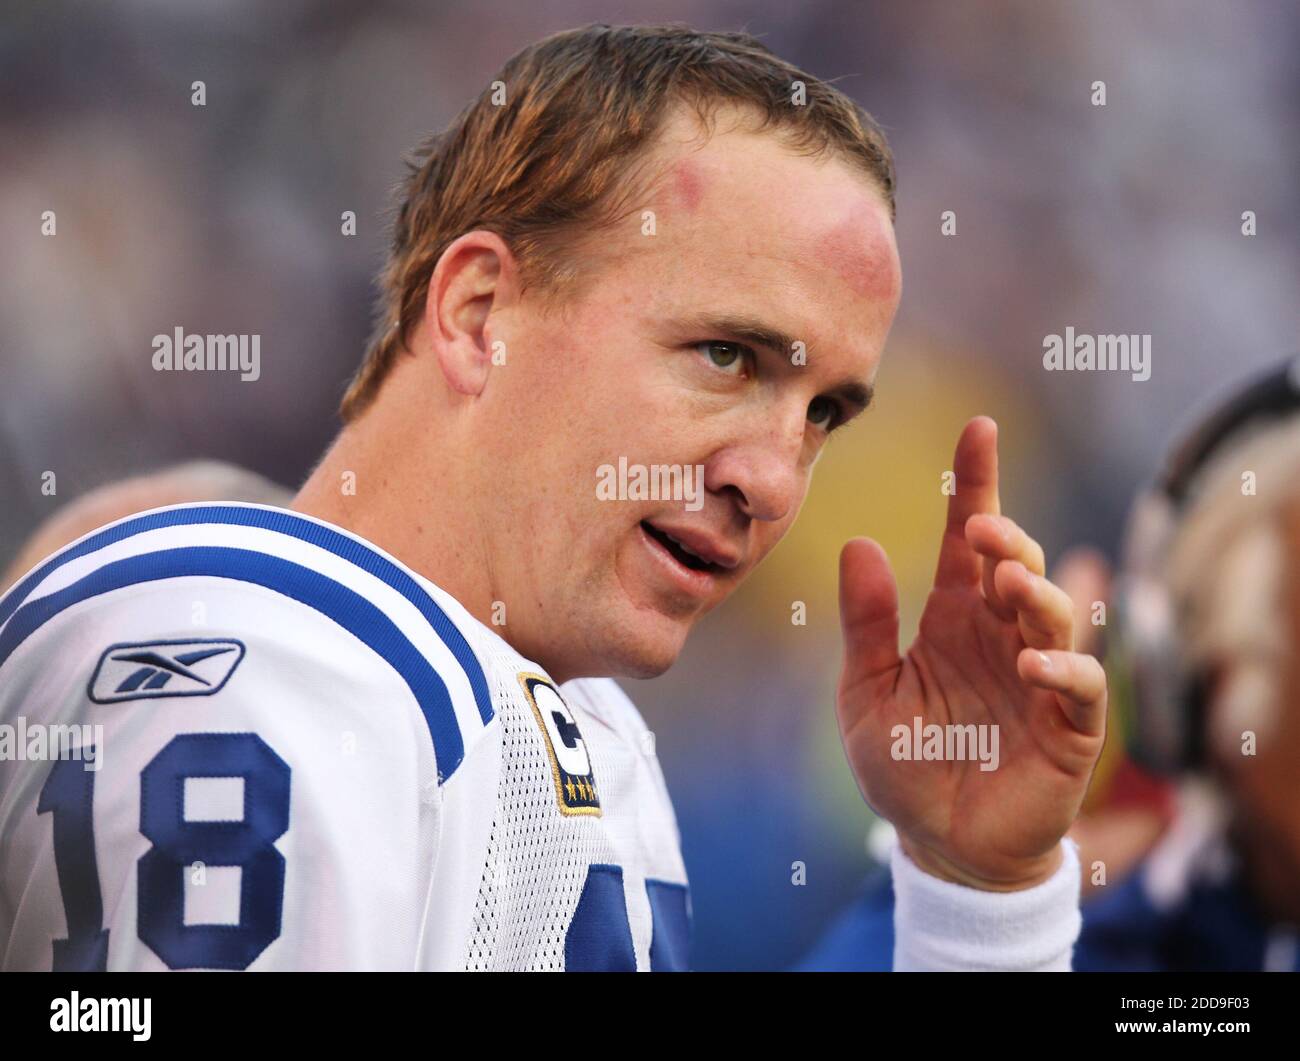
[610,648,678,680]
[574,608,691,681]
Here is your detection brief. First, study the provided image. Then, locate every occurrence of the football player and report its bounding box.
[0,25,1105,971]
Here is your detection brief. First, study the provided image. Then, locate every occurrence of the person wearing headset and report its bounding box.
[800,357,1300,971]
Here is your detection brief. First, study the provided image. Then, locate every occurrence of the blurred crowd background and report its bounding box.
[1,0,1296,969]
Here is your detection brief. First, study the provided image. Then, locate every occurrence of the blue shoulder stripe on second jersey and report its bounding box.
[0,504,493,726]
[0,546,473,779]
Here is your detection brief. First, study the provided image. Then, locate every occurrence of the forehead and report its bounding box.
[599,105,901,371]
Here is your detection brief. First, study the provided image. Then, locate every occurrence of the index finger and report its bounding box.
[934,416,1001,588]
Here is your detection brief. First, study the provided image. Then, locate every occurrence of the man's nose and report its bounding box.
[703,411,807,523]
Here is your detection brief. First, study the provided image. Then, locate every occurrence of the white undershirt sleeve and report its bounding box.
[891,838,1082,971]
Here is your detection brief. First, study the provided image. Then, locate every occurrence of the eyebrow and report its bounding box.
[678,312,876,415]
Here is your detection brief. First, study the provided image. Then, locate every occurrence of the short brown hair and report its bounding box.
[341,23,896,420]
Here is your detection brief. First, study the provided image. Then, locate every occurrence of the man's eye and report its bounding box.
[695,341,749,376]
[807,396,839,431]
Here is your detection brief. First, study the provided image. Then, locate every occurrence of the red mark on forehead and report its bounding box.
[814,198,899,303]
[669,159,705,214]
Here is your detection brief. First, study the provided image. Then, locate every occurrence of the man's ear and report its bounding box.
[424,230,515,396]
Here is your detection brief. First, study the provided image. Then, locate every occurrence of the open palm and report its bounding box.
[837,417,1106,889]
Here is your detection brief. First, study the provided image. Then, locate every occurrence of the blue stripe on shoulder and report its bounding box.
[0,505,493,726]
[0,546,468,780]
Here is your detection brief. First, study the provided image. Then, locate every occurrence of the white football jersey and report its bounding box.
[0,503,690,971]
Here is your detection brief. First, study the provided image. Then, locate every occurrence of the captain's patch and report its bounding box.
[518,672,601,816]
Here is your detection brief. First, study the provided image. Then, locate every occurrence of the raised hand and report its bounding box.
[836,416,1107,890]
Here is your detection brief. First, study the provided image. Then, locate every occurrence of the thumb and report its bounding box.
[839,537,902,683]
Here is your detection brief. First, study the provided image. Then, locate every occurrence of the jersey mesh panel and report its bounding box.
[464,647,620,970]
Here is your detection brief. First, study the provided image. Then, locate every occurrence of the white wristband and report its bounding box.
[892,838,1082,971]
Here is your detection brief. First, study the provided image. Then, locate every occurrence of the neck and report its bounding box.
[292,403,498,636]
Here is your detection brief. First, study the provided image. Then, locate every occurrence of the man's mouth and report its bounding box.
[639,520,723,574]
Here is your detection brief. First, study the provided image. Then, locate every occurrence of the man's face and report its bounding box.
[475,106,901,681]
[1215,499,1300,918]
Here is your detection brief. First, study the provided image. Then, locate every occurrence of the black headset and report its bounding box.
[1111,356,1300,774]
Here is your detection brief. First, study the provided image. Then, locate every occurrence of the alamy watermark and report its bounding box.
[595,457,705,512]
[1042,328,1150,382]
[891,716,1000,772]
[152,326,261,381]
[50,992,150,1040]
[0,717,102,771]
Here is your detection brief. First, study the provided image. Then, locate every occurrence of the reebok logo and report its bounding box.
[88,639,245,704]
